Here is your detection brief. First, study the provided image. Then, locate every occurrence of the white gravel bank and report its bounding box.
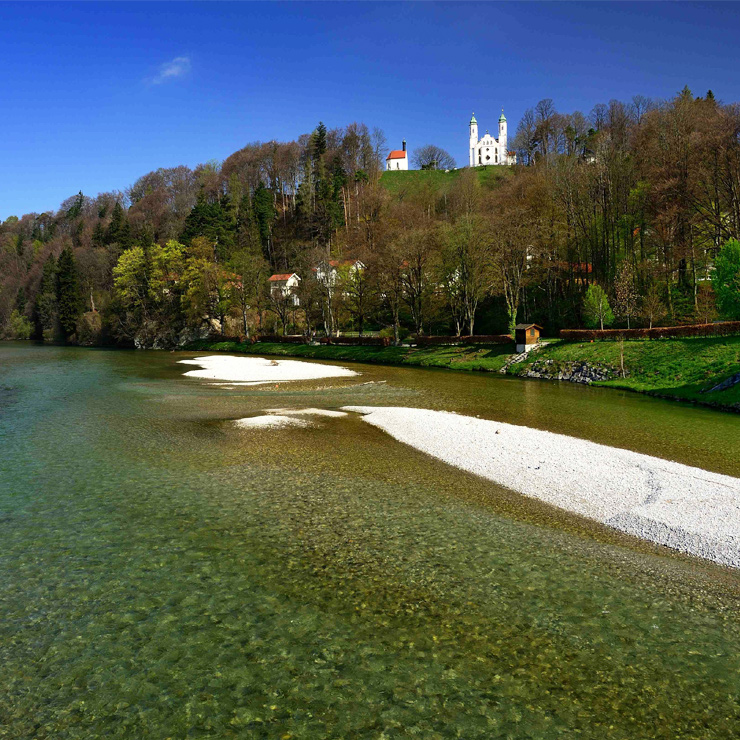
[343,406,740,568]
[234,407,348,429]
[234,415,312,429]
[179,355,358,385]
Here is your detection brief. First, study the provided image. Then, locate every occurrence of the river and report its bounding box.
[1,342,739,738]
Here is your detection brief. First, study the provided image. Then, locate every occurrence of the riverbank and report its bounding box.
[186,335,740,412]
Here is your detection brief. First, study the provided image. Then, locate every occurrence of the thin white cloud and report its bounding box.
[148,56,191,85]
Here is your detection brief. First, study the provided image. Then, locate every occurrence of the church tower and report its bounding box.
[469,114,478,167]
[498,110,507,159]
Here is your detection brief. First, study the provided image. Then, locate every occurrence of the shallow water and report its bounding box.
[1,343,739,739]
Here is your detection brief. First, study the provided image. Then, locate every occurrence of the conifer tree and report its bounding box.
[181,191,236,261]
[35,254,58,337]
[15,286,26,314]
[56,247,83,337]
[252,183,275,262]
[106,202,133,250]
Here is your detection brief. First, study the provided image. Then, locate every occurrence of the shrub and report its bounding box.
[559,321,740,341]
[414,334,513,346]
[379,326,410,341]
[461,334,513,345]
[321,336,390,347]
[75,311,102,346]
[256,334,309,344]
[5,310,32,339]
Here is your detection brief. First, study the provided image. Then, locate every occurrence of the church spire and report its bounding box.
[498,108,507,123]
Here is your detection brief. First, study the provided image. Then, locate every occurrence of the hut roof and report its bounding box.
[515,324,543,330]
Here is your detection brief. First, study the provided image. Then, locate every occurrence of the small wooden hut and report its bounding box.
[515,323,543,353]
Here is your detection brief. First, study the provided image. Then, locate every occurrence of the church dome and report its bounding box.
[470,113,477,124]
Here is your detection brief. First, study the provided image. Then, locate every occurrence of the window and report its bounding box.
[530,328,536,337]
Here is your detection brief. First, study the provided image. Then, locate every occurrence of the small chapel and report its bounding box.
[469,111,516,167]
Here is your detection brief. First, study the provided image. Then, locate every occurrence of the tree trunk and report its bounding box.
[242,306,250,339]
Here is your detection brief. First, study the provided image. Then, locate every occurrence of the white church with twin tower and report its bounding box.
[469,110,516,167]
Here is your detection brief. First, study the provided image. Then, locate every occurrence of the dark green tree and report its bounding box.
[34,254,58,337]
[181,191,236,261]
[92,221,106,248]
[312,122,327,160]
[66,191,85,221]
[56,247,83,337]
[252,183,275,262]
[106,202,133,250]
[15,286,26,314]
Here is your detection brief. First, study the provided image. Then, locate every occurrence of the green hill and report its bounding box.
[380,166,513,197]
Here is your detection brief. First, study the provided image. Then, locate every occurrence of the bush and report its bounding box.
[5,310,32,339]
[320,336,391,347]
[379,326,410,341]
[461,334,514,345]
[414,334,513,346]
[559,321,740,341]
[75,311,102,346]
[256,334,309,344]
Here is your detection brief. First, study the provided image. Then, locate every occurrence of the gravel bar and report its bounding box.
[344,406,740,568]
[179,355,358,385]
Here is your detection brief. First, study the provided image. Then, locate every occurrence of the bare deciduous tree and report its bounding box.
[411,145,456,170]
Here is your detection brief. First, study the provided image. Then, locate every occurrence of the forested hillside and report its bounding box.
[2,88,740,347]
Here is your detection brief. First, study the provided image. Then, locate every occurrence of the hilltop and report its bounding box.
[380,166,513,197]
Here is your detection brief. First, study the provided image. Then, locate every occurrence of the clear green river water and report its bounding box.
[1,342,739,739]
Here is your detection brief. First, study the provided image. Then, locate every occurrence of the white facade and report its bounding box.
[386,140,409,171]
[469,111,516,167]
[268,273,301,306]
[314,259,365,289]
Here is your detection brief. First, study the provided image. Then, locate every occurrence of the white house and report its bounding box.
[314,259,365,289]
[386,140,409,171]
[268,272,301,306]
[469,111,516,167]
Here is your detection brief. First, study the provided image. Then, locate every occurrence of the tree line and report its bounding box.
[2,87,740,346]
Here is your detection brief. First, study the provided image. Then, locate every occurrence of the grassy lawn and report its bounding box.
[187,335,740,411]
[510,336,740,408]
[186,339,514,373]
[380,166,512,198]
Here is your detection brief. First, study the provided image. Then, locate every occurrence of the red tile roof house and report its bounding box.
[268,273,301,306]
[386,140,409,171]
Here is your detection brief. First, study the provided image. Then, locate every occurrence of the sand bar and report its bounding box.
[343,406,740,568]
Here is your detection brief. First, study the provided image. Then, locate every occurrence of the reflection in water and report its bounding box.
[0,343,739,739]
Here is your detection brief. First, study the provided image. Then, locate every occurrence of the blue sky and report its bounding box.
[1,1,739,221]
